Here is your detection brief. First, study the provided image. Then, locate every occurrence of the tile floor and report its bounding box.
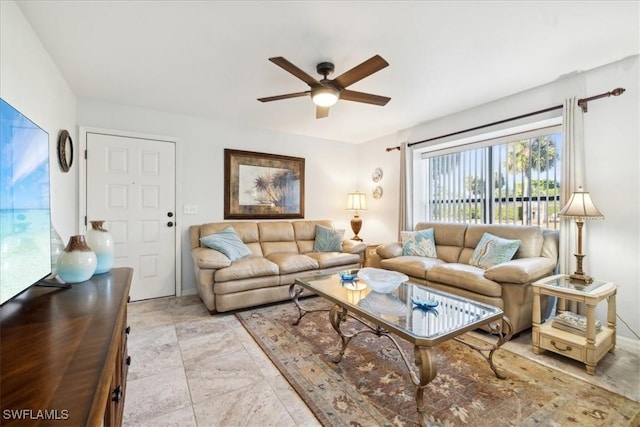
[123,294,640,427]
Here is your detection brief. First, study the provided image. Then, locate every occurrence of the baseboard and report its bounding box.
[180,287,198,296]
[616,334,640,352]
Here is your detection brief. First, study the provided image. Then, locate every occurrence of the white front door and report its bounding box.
[86,132,176,301]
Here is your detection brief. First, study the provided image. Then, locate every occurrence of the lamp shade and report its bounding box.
[346,192,367,211]
[558,187,604,219]
[312,86,340,107]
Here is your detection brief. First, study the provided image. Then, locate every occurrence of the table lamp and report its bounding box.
[558,186,604,283]
[346,191,367,241]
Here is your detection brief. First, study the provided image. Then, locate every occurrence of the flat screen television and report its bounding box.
[0,98,51,305]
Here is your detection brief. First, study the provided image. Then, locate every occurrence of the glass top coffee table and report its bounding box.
[290,273,513,426]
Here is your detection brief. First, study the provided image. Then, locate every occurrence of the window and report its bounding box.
[417,126,563,229]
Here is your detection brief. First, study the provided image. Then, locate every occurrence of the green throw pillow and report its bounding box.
[200,226,252,261]
[469,232,520,269]
[313,225,344,252]
[401,228,437,257]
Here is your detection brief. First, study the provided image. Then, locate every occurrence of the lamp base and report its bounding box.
[569,273,593,284]
[350,214,363,241]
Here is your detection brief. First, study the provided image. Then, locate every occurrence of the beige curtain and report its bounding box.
[560,97,586,275]
[398,142,413,239]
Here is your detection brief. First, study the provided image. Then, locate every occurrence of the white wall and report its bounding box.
[359,55,640,340]
[77,100,360,294]
[0,0,77,241]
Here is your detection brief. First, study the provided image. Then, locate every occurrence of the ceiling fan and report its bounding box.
[257,55,391,119]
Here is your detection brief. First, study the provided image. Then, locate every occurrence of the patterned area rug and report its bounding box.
[236,297,640,427]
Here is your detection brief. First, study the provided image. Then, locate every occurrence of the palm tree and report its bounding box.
[503,136,559,223]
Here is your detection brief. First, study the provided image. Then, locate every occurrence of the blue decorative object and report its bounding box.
[339,270,358,282]
[412,296,439,315]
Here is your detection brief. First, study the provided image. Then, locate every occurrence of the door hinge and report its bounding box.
[84,149,87,160]
[84,216,87,226]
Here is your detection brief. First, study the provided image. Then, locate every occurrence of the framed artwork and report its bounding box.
[224,149,305,219]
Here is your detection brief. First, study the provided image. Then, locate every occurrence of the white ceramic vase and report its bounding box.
[57,235,97,283]
[86,220,114,274]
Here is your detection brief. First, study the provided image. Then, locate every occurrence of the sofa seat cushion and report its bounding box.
[306,251,361,269]
[214,275,281,295]
[426,263,502,298]
[267,253,319,274]
[214,255,279,282]
[379,256,444,280]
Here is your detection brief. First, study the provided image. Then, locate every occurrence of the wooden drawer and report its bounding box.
[540,333,584,361]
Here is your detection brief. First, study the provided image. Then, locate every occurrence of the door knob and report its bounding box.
[167,212,174,217]
[167,221,174,227]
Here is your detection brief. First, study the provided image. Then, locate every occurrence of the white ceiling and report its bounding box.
[17,1,639,144]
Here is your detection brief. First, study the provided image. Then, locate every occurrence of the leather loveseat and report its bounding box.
[189,220,365,313]
[376,222,559,334]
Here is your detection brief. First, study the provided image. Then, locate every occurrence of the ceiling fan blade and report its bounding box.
[269,57,320,87]
[257,91,310,102]
[316,106,329,119]
[341,90,391,106]
[334,55,389,88]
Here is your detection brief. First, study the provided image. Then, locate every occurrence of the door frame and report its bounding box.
[78,126,182,297]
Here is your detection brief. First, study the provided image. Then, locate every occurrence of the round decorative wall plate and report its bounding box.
[373,186,383,199]
[372,167,383,183]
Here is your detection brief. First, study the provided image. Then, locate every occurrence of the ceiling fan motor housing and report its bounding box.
[316,62,335,79]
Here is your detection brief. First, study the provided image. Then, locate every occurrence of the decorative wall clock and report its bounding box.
[372,167,383,183]
[57,129,73,172]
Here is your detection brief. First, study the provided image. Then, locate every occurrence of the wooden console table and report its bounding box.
[0,267,132,426]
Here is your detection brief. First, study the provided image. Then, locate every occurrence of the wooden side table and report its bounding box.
[363,243,382,268]
[532,273,617,375]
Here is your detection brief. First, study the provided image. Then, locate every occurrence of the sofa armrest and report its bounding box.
[191,247,232,269]
[484,257,557,284]
[376,242,403,259]
[342,239,366,254]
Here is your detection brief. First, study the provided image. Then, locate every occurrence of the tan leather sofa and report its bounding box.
[189,220,365,312]
[377,222,559,335]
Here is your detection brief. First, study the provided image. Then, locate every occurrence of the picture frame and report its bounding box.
[224,149,305,219]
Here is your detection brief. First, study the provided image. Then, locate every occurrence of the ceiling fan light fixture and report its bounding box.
[312,86,340,107]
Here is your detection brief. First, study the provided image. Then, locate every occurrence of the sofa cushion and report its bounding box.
[306,251,361,269]
[200,226,252,261]
[379,256,444,280]
[416,222,466,263]
[293,219,333,253]
[463,224,543,261]
[214,255,279,282]
[401,228,437,257]
[469,232,520,269]
[266,253,319,274]
[313,225,344,252]
[426,263,502,297]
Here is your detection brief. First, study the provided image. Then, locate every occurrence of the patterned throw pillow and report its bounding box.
[200,226,252,261]
[400,228,437,258]
[469,232,520,269]
[313,225,344,252]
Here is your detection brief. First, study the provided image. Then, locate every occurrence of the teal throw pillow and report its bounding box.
[313,225,344,252]
[200,226,252,261]
[401,228,437,257]
[469,232,520,269]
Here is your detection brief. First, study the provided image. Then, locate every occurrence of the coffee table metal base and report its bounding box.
[290,284,512,426]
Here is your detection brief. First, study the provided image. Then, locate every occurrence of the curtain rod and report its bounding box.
[385,87,625,152]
